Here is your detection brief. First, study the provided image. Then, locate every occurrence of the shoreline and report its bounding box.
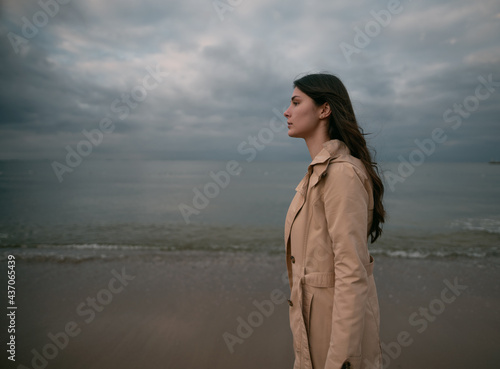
[0,252,499,369]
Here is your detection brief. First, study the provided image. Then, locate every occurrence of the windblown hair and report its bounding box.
[294,73,385,243]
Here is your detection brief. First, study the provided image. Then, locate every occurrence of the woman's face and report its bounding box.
[283,87,324,139]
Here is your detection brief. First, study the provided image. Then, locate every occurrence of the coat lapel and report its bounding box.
[284,172,309,250]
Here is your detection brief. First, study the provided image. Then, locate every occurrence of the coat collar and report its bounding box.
[295,140,351,193]
[309,139,350,167]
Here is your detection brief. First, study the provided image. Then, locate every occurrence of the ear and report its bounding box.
[318,102,331,120]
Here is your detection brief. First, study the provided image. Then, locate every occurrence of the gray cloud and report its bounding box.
[1,0,499,162]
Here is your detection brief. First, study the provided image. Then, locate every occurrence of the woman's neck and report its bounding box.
[305,131,330,160]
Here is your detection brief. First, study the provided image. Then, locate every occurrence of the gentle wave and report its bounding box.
[2,247,498,263]
[370,247,499,259]
[450,218,500,234]
[1,221,499,262]
[2,243,499,264]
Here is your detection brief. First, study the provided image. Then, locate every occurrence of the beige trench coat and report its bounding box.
[284,140,382,369]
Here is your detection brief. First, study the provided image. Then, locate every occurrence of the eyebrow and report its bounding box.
[291,95,300,101]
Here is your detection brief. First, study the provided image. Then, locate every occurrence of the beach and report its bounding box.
[2,250,499,369]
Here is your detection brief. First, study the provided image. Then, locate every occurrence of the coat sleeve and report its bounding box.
[323,162,371,369]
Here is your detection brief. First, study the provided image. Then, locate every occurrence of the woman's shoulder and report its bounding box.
[327,154,368,181]
[322,157,373,205]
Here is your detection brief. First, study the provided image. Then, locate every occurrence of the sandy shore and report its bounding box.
[1,250,499,369]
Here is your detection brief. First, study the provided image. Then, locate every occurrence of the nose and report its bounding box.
[284,106,290,118]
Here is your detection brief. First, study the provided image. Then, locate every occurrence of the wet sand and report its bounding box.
[1,251,499,369]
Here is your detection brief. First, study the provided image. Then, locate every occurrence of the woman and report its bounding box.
[283,73,385,369]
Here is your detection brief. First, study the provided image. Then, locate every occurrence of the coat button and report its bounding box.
[287,299,293,307]
[290,255,295,263]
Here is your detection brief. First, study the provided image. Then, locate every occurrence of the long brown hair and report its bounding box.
[294,73,385,243]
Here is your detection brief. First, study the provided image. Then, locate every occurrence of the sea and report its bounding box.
[0,159,499,263]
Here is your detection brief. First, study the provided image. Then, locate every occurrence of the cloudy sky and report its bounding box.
[1,0,499,163]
